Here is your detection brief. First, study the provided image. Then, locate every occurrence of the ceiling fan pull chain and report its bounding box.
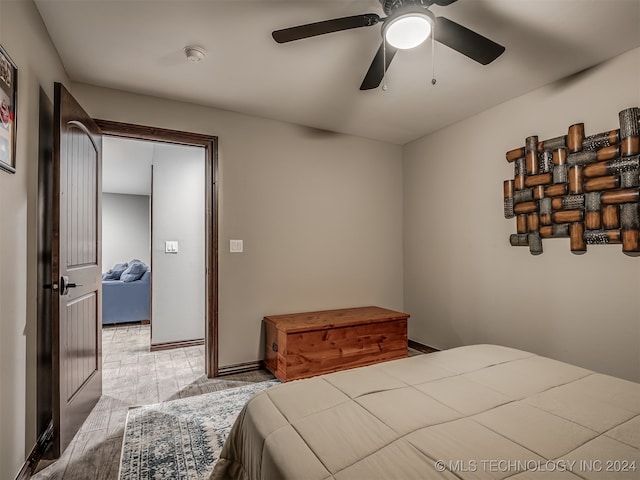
[431,27,437,85]
[382,40,388,91]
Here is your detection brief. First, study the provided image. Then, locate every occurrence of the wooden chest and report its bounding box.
[263,306,409,382]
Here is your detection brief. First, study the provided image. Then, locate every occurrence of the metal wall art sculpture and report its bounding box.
[504,107,639,256]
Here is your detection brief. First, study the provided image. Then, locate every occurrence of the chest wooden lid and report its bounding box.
[263,306,409,333]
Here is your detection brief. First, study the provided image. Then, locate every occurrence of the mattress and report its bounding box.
[211,344,640,480]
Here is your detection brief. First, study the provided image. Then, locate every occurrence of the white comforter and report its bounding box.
[212,344,639,479]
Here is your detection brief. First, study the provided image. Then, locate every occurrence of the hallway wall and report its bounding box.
[151,143,206,345]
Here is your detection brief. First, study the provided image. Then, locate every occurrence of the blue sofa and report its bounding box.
[102,267,151,325]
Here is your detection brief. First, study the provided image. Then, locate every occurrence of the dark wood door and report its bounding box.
[51,82,102,455]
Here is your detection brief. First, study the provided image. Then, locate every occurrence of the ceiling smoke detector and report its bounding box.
[184,46,207,63]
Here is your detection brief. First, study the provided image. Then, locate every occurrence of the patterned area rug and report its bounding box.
[119,380,279,480]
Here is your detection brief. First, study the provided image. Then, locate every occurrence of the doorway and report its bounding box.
[102,137,207,350]
[96,119,219,377]
[36,86,220,465]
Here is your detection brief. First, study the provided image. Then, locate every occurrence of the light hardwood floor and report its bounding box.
[32,324,274,480]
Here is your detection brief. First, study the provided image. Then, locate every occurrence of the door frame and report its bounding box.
[96,119,219,377]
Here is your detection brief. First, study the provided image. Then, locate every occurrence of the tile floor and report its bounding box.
[32,324,274,480]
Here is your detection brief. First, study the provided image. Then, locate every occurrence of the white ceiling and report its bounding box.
[35,0,640,144]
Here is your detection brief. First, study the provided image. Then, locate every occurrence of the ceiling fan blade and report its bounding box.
[360,42,398,91]
[272,13,380,43]
[435,16,505,65]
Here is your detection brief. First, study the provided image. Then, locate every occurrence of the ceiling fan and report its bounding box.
[272,0,505,90]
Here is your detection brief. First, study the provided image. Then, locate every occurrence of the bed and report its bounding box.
[211,344,639,480]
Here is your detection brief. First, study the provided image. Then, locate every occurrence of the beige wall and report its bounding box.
[71,83,405,367]
[404,47,640,382]
[0,0,70,477]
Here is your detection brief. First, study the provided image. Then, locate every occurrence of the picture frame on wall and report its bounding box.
[0,44,17,174]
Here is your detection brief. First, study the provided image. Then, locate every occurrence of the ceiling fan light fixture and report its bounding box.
[383,11,434,49]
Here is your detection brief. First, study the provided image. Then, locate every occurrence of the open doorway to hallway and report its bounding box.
[33,115,222,478]
[101,135,209,376]
[96,119,219,379]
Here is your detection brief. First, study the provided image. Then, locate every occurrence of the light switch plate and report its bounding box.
[230,239,243,253]
[165,241,179,253]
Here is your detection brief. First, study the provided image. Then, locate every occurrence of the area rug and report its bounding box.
[119,380,279,480]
